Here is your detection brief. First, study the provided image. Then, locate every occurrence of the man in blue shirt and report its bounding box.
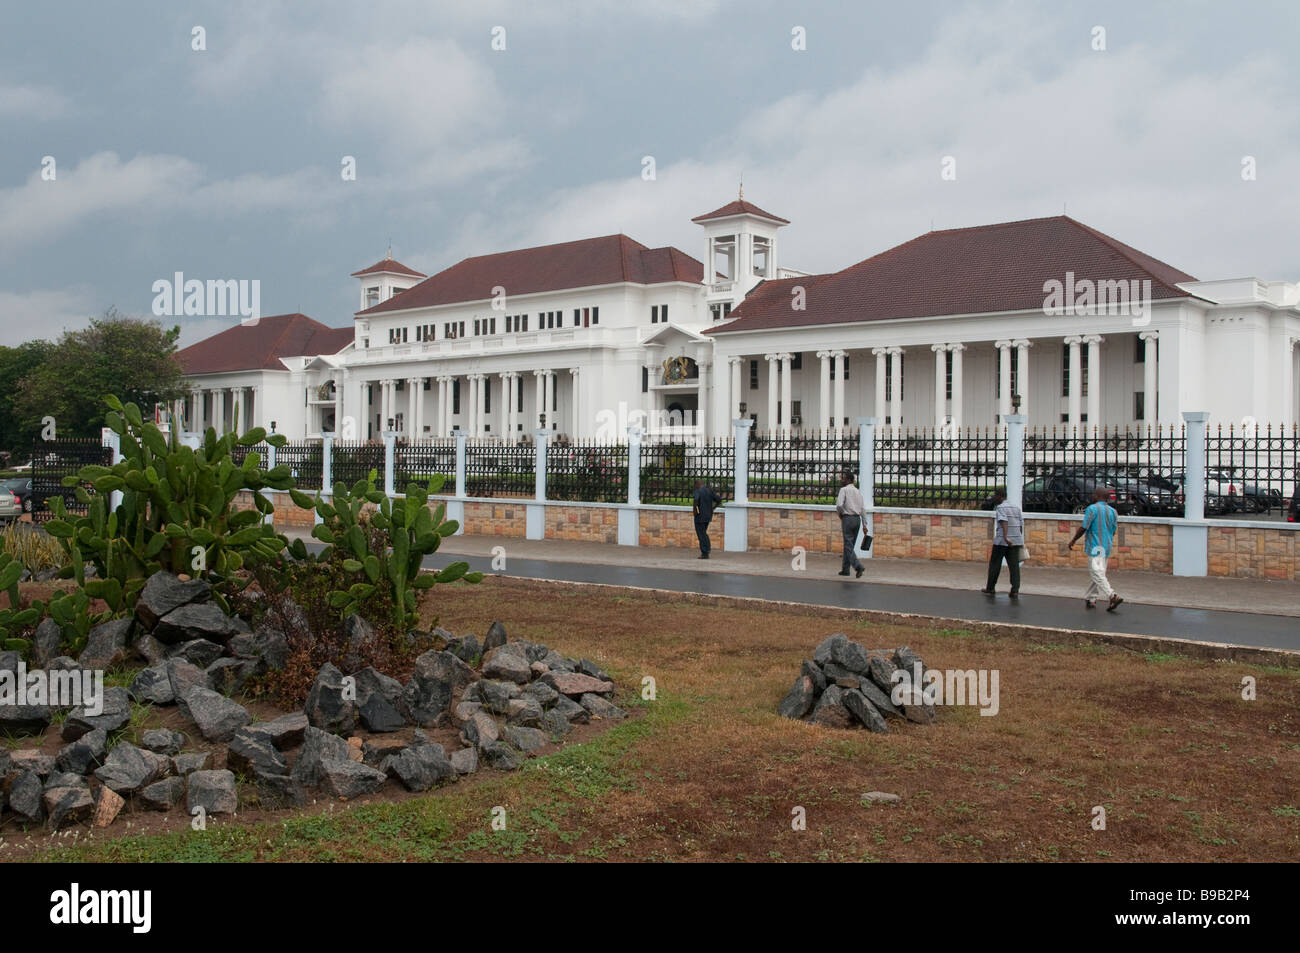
[1068,486,1123,611]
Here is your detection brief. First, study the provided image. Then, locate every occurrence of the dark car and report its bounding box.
[1022,474,1128,514]
[1,477,32,513]
[1289,489,1299,523]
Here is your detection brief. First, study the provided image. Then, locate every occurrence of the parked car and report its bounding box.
[1022,474,1128,514]
[0,488,21,525]
[1289,489,1299,523]
[1168,472,1232,515]
[1,477,33,513]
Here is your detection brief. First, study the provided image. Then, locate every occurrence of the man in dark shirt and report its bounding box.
[692,479,722,559]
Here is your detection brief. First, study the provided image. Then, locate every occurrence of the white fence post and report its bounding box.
[858,417,875,560]
[318,432,334,526]
[724,419,752,552]
[1005,414,1026,509]
[619,426,643,546]
[382,430,396,497]
[262,441,276,527]
[103,429,123,513]
[1173,411,1210,577]
[527,429,548,540]
[447,431,468,536]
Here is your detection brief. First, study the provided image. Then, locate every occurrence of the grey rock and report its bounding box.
[479,741,521,771]
[809,684,855,729]
[304,662,356,734]
[44,771,87,791]
[523,681,559,708]
[462,681,481,703]
[579,693,627,720]
[138,775,187,811]
[480,679,521,715]
[552,694,589,725]
[253,626,289,671]
[227,728,289,778]
[461,710,499,749]
[0,649,21,675]
[801,659,827,694]
[10,749,56,776]
[154,603,241,646]
[540,650,574,673]
[166,638,224,668]
[525,642,550,663]
[7,770,44,822]
[868,656,898,693]
[482,647,531,685]
[829,637,870,674]
[507,696,544,727]
[318,758,386,798]
[503,725,546,754]
[385,744,456,792]
[576,658,611,682]
[778,674,816,719]
[187,769,237,815]
[353,667,410,719]
[136,571,212,629]
[452,700,483,725]
[178,686,251,742]
[79,618,133,669]
[893,645,926,675]
[341,614,376,671]
[131,631,168,666]
[32,618,64,666]
[813,633,849,666]
[862,791,903,804]
[171,752,211,775]
[405,650,474,726]
[855,678,903,719]
[902,700,937,724]
[361,736,408,767]
[291,726,351,787]
[0,702,52,734]
[446,633,479,664]
[358,693,406,732]
[207,656,262,695]
[61,686,131,740]
[166,658,208,701]
[449,746,478,775]
[482,620,507,653]
[243,712,308,750]
[55,728,108,775]
[128,663,174,705]
[94,742,169,793]
[47,655,81,671]
[541,671,614,696]
[44,785,93,828]
[540,708,572,737]
[843,689,890,733]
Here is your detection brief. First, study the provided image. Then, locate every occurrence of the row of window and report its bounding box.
[382,307,602,346]
[650,304,669,324]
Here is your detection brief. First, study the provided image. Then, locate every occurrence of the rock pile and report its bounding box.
[0,570,625,831]
[778,634,934,732]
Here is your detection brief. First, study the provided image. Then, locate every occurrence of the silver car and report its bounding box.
[0,488,21,525]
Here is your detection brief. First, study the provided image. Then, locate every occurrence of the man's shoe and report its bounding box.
[855,566,864,578]
[1106,594,1123,612]
[698,554,708,559]
[837,570,850,576]
[1085,600,1096,609]
[980,588,996,595]
[1009,591,1019,599]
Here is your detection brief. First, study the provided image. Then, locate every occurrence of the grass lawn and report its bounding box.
[17,576,1300,862]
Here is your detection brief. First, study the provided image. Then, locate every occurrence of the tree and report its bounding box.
[0,339,56,457]
[15,309,186,447]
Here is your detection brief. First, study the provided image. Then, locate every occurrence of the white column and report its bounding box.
[817,350,831,431]
[534,369,546,430]
[331,375,342,436]
[415,378,426,442]
[378,379,389,432]
[995,339,1012,424]
[932,343,947,429]
[1140,331,1159,428]
[1064,336,1082,432]
[473,375,485,437]
[1084,334,1103,432]
[692,362,707,438]
[499,373,512,441]
[765,354,779,434]
[1014,339,1031,422]
[569,367,581,437]
[439,377,451,436]
[213,389,225,434]
[729,356,743,420]
[951,344,965,430]
[832,350,846,435]
[873,347,887,426]
[407,378,418,439]
[779,353,792,436]
[888,347,903,433]
[547,370,557,432]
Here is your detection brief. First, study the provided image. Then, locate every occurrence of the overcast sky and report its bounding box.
[2,0,1298,347]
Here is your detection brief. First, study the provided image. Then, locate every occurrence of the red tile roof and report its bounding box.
[351,257,426,279]
[176,314,354,375]
[358,234,702,315]
[691,199,790,225]
[708,216,1198,333]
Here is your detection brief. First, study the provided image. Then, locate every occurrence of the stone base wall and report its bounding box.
[1209,526,1299,580]
[548,505,619,544]
[463,501,528,537]
[640,509,724,550]
[750,508,842,553]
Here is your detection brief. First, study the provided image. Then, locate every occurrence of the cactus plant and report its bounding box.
[44,395,296,612]
[289,470,481,631]
[0,552,41,652]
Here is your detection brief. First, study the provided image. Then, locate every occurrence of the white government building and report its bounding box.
[176,194,1300,441]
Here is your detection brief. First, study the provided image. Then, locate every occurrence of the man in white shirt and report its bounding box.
[835,469,867,578]
[981,486,1023,598]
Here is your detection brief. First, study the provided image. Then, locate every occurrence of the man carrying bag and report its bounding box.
[981,486,1023,598]
[835,469,868,578]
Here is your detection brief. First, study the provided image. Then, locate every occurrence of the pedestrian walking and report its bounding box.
[980,486,1023,598]
[1068,486,1124,611]
[835,469,867,578]
[692,479,721,559]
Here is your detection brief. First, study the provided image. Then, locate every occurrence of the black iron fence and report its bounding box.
[1205,423,1299,519]
[331,441,386,490]
[464,441,535,498]
[30,438,114,522]
[545,441,629,503]
[748,431,859,504]
[641,438,735,504]
[395,440,456,494]
[1021,425,1185,515]
[275,442,324,491]
[873,428,1006,509]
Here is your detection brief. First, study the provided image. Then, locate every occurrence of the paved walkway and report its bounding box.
[287,531,1300,652]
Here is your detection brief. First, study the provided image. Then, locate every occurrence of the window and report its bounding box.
[651,304,669,324]
[444,321,465,339]
[415,324,435,342]
[884,353,903,400]
[452,380,460,415]
[791,400,802,424]
[517,381,524,413]
[387,327,407,344]
[642,367,648,393]
[365,287,380,308]
[710,301,734,321]
[830,355,850,381]
[1061,345,1090,397]
[749,359,759,390]
[1134,392,1145,420]
[484,380,491,414]
[945,350,953,400]
[790,352,803,371]
[573,308,580,327]
[651,305,659,324]
[1134,337,1145,363]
